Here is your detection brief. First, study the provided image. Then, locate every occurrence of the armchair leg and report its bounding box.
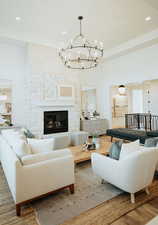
[69,184,74,194]
[130,193,135,204]
[16,204,21,216]
[145,187,150,195]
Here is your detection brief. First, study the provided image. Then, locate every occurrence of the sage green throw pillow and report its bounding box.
[21,128,35,138]
[145,137,158,147]
[109,141,123,160]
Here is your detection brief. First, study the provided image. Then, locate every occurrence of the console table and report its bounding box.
[80,119,108,136]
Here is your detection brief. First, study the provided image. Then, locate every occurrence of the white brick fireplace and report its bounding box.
[24,44,81,137]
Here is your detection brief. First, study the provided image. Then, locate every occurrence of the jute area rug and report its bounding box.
[33,162,122,225]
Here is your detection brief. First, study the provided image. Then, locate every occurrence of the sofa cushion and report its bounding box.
[51,135,70,150]
[139,145,158,151]
[145,137,158,147]
[28,138,54,154]
[1,129,27,147]
[119,140,140,160]
[21,149,72,165]
[109,141,122,160]
[12,139,31,158]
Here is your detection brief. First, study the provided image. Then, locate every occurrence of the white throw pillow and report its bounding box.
[12,139,31,158]
[1,129,27,146]
[28,138,54,154]
[119,140,140,160]
[13,130,27,140]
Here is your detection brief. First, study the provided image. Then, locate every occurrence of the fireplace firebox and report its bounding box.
[44,111,68,134]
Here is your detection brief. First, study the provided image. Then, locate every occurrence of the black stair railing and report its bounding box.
[125,113,158,131]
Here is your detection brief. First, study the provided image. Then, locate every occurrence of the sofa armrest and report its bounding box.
[91,153,133,191]
[21,148,72,165]
[16,154,75,203]
[91,153,120,179]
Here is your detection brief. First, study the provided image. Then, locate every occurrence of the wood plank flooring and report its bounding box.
[112,198,158,225]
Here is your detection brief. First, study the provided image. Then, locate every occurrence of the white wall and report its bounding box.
[131,89,143,113]
[0,40,81,135]
[79,43,158,127]
[0,39,27,126]
[25,44,81,136]
[1,38,158,131]
[99,43,158,126]
[78,64,106,119]
[148,80,158,115]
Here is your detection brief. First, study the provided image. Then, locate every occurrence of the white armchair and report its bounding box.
[91,148,158,203]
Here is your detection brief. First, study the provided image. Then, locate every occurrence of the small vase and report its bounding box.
[92,137,100,149]
[95,143,100,149]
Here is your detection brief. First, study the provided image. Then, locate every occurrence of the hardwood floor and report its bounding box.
[112,198,158,225]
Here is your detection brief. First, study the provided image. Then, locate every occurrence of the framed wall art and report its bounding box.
[58,85,74,99]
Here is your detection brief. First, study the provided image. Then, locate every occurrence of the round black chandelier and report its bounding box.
[59,16,104,70]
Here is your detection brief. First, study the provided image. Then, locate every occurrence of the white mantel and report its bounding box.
[36,101,75,107]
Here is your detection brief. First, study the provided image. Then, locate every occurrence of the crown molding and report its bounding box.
[1,28,158,60]
[0,36,27,47]
[104,28,158,60]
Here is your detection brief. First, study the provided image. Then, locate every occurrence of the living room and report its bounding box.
[0,0,158,225]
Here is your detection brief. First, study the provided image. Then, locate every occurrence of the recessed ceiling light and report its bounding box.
[61,31,67,35]
[145,16,151,21]
[15,17,21,21]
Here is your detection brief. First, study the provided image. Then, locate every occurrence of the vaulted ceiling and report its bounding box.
[0,0,158,50]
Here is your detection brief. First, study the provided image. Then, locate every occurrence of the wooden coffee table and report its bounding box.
[69,140,111,164]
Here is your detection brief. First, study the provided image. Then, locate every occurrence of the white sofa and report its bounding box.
[91,146,158,203]
[0,132,75,216]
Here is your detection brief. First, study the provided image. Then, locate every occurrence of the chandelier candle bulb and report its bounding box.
[94,40,98,47]
[99,42,103,49]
